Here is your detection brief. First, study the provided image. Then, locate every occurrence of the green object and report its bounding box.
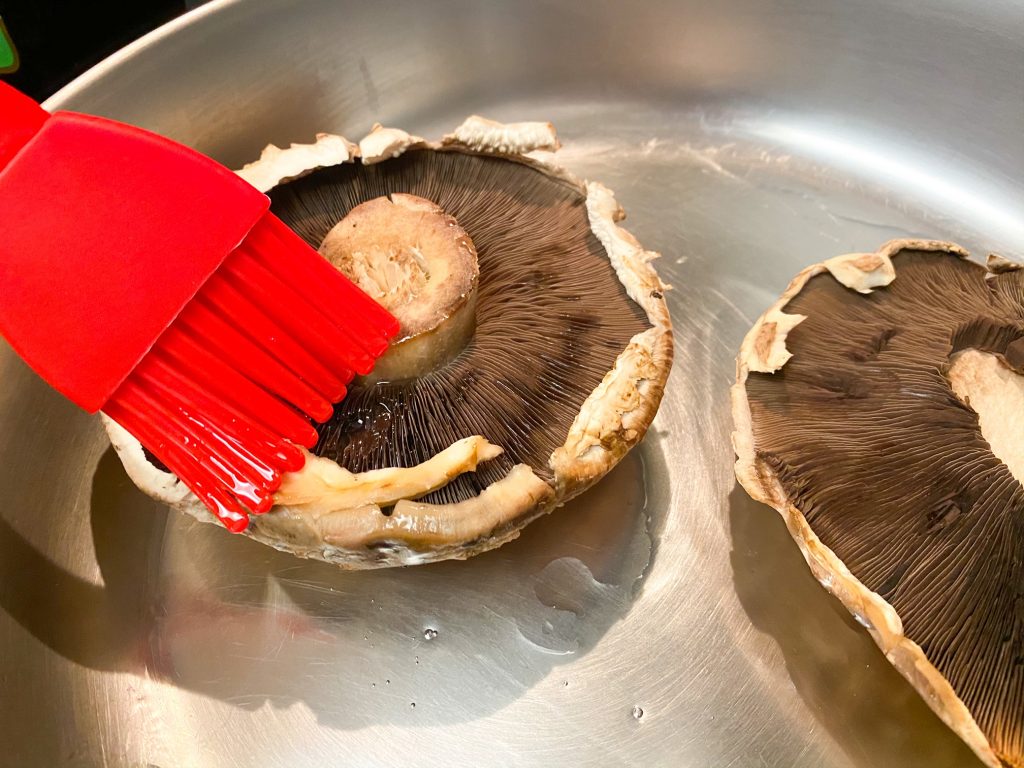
[0,17,19,74]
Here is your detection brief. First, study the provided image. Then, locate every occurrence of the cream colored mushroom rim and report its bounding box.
[731,239,1003,768]
[104,115,673,563]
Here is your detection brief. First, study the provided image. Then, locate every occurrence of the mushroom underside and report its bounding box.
[269,149,653,505]
[736,242,1024,768]
[112,127,673,569]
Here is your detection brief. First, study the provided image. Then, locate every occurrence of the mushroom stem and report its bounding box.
[948,349,1024,486]
[318,193,479,382]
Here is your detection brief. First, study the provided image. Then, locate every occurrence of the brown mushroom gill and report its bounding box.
[267,149,651,506]
[744,250,1024,764]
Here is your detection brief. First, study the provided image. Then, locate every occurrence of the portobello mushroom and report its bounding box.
[733,239,1024,768]
[106,116,673,569]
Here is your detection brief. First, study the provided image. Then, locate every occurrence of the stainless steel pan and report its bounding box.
[2,0,1021,765]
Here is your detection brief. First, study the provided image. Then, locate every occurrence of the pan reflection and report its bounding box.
[0,439,665,731]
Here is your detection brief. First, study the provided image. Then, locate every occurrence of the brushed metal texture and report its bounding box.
[1,0,1021,765]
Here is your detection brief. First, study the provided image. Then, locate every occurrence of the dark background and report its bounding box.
[0,0,192,100]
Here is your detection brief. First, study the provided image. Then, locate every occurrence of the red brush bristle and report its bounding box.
[199,274,350,402]
[156,328,321,448]
[222,250,377,376]
[176,300,334,422]
[103,214,399,532]
[121,376,281,507]
[140,355,304,472]
[104,396,250,532]
[253,216,402,342]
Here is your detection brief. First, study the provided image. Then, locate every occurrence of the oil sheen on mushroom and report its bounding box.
[742,246,1024,767]
[268,150,651,506]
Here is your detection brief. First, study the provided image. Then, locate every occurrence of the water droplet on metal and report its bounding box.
[631,705,645,720]
[423,627,438,640]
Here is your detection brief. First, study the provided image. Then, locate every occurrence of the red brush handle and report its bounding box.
[0,83,47,167]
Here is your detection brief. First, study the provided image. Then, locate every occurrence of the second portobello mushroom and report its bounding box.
[734,239,1024,768]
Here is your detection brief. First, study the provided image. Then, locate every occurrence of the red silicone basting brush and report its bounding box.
[0,82,399,532]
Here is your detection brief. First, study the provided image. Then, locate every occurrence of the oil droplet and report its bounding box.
[632,705,645,720]
[371,683,376,688]
[415,656,420,665]
[410,702,416,709]
[423,628,439,640]
[385,679,391,685]
[563,680,569,687]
